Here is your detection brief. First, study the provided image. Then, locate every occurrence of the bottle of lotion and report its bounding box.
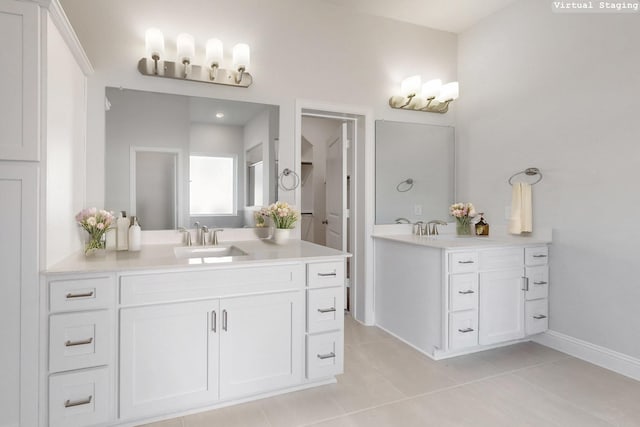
[116,211,129,251]
[128,216,141,252]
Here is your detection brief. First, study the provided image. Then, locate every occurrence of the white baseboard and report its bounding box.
[533,330,640,381]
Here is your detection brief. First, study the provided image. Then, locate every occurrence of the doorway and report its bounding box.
[300,113,357,313]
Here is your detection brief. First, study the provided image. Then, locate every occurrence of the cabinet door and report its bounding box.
[479,268,525,345]
[219,291,303,399]
[119,300,219,419]
[0,1,39,161]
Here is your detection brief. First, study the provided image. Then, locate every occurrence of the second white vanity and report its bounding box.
[42,239,347,427]
[374,233,550,360]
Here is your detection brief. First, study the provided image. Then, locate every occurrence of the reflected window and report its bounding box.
[189,155,236,215]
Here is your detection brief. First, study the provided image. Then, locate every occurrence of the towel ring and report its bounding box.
[279,168,300,191]
[508,167,542,186]
[396,178,414,192]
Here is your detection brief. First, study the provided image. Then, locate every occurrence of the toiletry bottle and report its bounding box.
[116,211,129,251]
[475,215,489,236]
[105,226,117,250]
[128,216,141,251]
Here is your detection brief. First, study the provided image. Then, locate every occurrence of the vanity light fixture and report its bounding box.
[389,76,459,113]
[138,28,253,88]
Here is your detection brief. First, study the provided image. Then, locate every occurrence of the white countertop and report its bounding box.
[372,233,551,250]
[45,239,350,275]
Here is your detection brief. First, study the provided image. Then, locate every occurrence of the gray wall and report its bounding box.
[457,0,640,358]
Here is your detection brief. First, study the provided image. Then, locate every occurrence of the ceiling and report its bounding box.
[317,0,520,33]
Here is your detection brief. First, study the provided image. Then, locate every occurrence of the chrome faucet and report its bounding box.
[426,220,448,236]
[200,225,209,245]
[413,221,426,236]
[211,229,224,245]
[395,217,411,224]
[178,227,192,246]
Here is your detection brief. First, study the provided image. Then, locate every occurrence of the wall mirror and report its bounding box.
[105,87,279,230]
[375,120,454,224]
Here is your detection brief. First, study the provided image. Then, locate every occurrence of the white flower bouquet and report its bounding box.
[75,208,114,254]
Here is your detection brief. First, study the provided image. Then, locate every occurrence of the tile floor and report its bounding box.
[143,315,640,427]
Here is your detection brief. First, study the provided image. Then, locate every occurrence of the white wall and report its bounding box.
[57,0,458,209]
[457,0,640,359]
[45,14,87,266]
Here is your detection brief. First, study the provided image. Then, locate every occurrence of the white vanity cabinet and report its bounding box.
[118,264,304,419]
[374,236,550,360]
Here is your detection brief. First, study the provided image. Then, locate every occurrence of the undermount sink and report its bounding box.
[174,245,248,259]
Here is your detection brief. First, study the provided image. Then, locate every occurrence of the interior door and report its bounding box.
[325,122,347,250]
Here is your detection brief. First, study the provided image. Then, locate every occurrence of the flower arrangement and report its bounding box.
[449,202,476,236]
[254,210,266,228]
[261,201,300,229]
[75,208,114,254]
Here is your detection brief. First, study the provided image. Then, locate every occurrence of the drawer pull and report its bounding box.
[458,290,475,295]
[522,277,530,291]
[222,309,228,331]
[64,337,93,347]
[457,260,475,264]
[458,327,474,333]
[533,314,548,320]
[533,281,548,285]
[65,291,94,299]
[64,395,92,408]
[211,310,217,332]
[317,271,337,277]
[317,352,336,360]
[532,254,547,258]
[317,307,337,313]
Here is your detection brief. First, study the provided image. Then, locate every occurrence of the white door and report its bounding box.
[119,300,220,419]
[219,291,303,399]
[478,268,525,345]
[325,122,347,250]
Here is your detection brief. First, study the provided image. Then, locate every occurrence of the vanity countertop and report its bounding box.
[373,233,551,250]
[45,239,350,275]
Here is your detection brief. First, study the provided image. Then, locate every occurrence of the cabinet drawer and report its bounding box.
[525,246,549,266]
[49,367,110,427]
[306,331,344,379]
[307,261,345,288]
[307,287,344,333]
[449,311,478,350]
[525,299,548,335]
[49,275,114,313]
[448,252,479,274]
[479,248,523,271]
[525,266,549,301]
[120,264,304,305]
[449,274,478,312]
[49,311,111,373]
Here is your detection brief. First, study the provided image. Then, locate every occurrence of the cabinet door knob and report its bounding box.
[64,337,93,347]
[211,310,217,332]
[222,309,228,331]
[458,327,474,333]
[521,276,530,291]
[458,290,475,295]
[533,314,547,320]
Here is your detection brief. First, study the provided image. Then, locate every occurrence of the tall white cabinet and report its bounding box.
[0,1,91,425]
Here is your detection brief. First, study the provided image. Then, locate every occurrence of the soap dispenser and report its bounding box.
[116,211,129,251]
[475,214,489,236]
[128,216,141,251]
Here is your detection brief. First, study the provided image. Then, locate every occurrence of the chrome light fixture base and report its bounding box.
[388,95,451,114]
[137,58,252,88]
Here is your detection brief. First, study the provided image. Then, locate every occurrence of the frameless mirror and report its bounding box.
[105,87,279,230]
[375,121,454,224]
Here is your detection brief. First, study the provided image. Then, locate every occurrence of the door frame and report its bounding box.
[295,100,375,325]
[129,146,182,228]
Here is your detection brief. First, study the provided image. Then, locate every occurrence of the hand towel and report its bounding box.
[508,182,532,234]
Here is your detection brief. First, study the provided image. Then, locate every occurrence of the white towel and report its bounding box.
[509,182,532,234]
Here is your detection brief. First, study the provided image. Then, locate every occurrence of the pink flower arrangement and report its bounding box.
[75,208,115,253]
[450,202,476,235]
[260,202,299,229]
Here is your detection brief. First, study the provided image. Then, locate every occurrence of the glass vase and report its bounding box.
[85,233,107,256]
[455,218,472,236]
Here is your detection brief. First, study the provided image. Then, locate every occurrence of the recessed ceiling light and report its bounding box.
[216,112,225,118]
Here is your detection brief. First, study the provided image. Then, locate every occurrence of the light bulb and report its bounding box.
[176,33,195,64]
[145,28,164,59]
[400,75,421,97]
[206,38,223,67]
[233,43,250,71]
[421,79,442,99]
[437,82,459,102]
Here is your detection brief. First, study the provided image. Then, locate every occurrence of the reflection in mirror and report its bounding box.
[375,121,454,224]
[105,88,279,230]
